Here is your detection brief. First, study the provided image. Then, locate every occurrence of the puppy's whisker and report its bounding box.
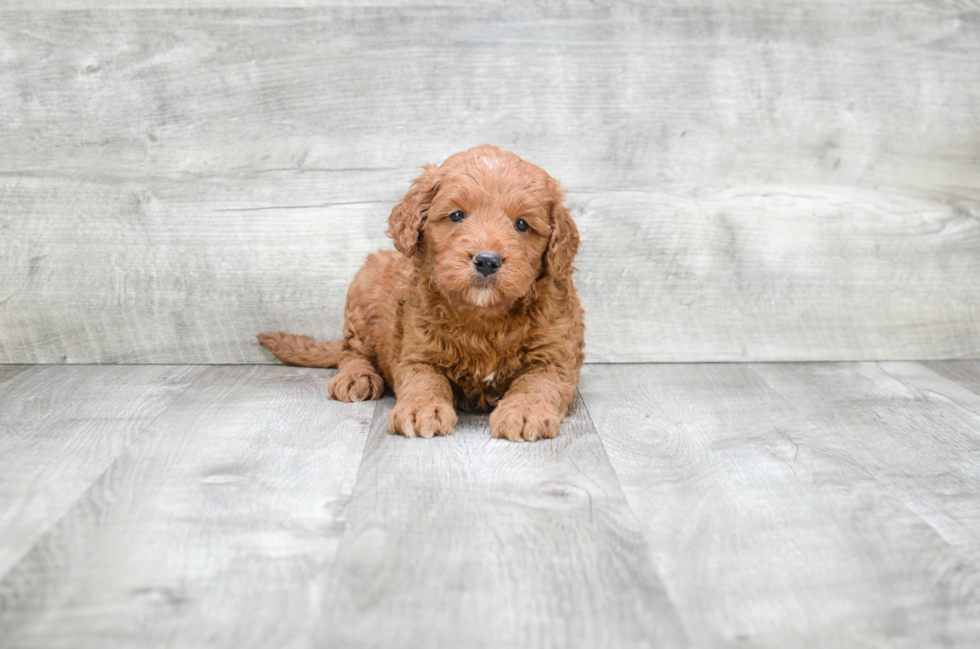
[429,269,452,290]
[432,270,458,293]
[520,281,538,302]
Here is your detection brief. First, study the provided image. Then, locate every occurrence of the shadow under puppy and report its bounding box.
[258,145,585,442]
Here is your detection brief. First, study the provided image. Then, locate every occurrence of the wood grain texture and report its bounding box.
[750,362,980,568]
[0,364,203,579]
[923,360,980,397]
[4,0,980,8]
[0,365,31,385]
[0,365,376,649]
[579,363,980,648]
[2,363,980,646]
[317,396,687,649]
[1,5,979,363]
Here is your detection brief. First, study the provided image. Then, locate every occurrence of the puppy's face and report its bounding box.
[423,168,550,308]
[387,146,578,310]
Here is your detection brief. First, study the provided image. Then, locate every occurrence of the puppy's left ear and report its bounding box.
[386,164,443,257]
[543,178,580,279]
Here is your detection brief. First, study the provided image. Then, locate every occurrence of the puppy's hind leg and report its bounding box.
[328,349,385,402]
[258,331,383,401]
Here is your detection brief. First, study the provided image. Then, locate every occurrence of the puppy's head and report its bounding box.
[387,145,578,309]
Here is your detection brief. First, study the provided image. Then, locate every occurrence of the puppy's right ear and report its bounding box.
[386,164,443,257]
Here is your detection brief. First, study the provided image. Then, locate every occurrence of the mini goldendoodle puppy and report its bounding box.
[258,145,584,442]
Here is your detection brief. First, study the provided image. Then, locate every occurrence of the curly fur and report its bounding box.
[258,145,585,442]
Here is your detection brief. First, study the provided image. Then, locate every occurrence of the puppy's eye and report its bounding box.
[449,210,465,223]
[514,218,529,233]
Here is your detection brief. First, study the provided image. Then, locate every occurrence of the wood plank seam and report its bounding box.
[572,386,692,643]
[881,362,980,423]
[0,366,207,585]
[582,362,980,646]
[744,362,980,572]
[316,394,689,648]
[923,361,980,400]
[0,365,378,645]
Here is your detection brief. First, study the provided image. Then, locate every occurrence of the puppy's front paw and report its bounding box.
[329,369,384,402]
[490,395,561,443]
[387,397,458,439]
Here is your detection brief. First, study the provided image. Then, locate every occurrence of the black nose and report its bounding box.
[473,251,503,277]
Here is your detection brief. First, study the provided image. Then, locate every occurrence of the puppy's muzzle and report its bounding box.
[473,252,503,277]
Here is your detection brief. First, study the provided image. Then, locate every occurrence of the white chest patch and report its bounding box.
[482,371,496,385]
[466,287,495,308]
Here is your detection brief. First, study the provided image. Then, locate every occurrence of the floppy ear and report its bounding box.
[543,178,580,279]
[386,164,442,257]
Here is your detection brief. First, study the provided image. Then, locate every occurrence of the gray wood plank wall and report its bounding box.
[1,2,978,363]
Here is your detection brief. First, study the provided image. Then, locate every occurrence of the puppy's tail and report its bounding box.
[256,332,342,368]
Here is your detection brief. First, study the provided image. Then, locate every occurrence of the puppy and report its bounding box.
[258,145,584,442]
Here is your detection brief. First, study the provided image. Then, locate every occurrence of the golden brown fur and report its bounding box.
[258,145,585,442]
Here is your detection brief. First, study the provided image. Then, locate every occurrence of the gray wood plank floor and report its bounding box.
[317,399,686,649]
[1,362,979,647]
[0,365,204,579]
